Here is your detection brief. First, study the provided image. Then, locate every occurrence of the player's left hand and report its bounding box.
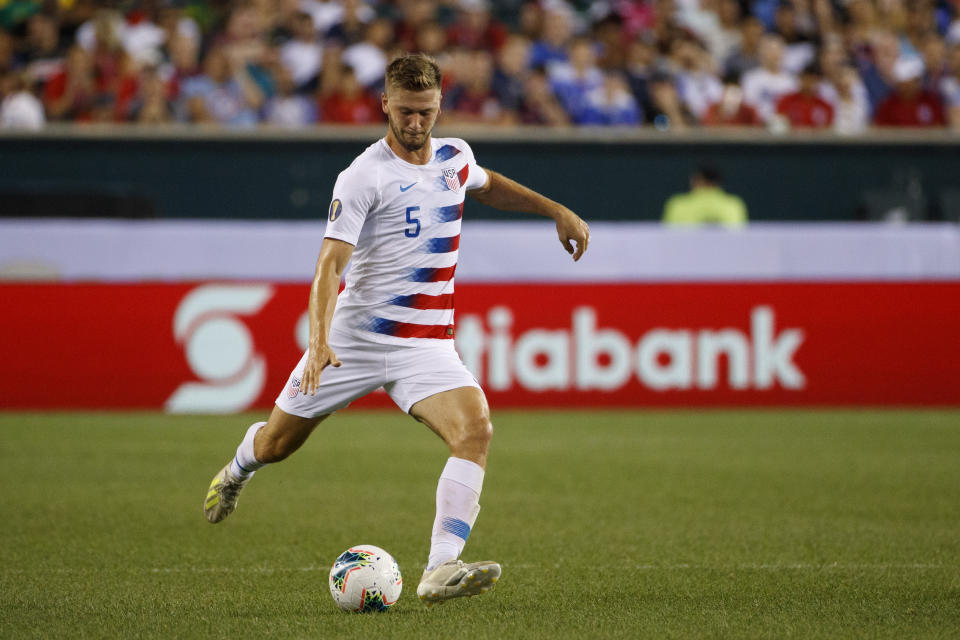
[555,208,590,261]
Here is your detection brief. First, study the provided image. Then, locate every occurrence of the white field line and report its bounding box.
[2,563,955,575]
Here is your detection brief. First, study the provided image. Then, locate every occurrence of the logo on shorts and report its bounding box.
[288,376,301,398]
[329,199,342,222]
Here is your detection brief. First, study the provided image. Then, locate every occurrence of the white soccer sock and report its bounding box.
[426,457,485,571]
[229,421,267,480]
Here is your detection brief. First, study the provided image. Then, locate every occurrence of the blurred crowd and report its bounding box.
[1,0,959,132]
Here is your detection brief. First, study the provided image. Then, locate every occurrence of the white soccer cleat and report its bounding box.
[416,560,501,606]
[203,464,249,523]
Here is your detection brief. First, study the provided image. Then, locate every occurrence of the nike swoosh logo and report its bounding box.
[400,183,417,192]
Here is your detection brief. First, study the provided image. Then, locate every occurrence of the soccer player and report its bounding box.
[203,53,590,606]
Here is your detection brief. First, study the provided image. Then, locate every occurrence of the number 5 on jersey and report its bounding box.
[405,206,421,238]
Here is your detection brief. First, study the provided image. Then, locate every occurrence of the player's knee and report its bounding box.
[459,412,493,450]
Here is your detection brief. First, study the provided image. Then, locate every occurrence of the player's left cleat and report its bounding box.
[203,464,249,524]
[416,559,501,606]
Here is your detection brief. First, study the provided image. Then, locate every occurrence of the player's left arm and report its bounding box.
[468,169,590,261]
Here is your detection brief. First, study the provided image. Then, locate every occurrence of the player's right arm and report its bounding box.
[301,238,355,395]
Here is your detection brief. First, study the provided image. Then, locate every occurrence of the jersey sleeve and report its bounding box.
[461,141,490,191]
[324,165,377,246]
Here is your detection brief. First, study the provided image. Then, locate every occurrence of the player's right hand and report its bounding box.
[301,344,342,395]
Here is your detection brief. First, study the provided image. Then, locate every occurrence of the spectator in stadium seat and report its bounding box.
[939,43,960,130]
[264,64,317,127]
[162,33,202,106]
[920,33,948,90]
[75,9,130,105]
[130,65,174,124]
[75,8,125,60]
[624,38,659,122]
[579,71,641,126]
[324,0,372,47]
[20,13,67,87]
[856,29,899,112]
[723,15,765,80]
[948,15,960,47]
[530,5,573,68]
[647,70,696,130]
[516,1,544,42]
[0,29,14,75]
[215,2,268,58]
[772,1,816,73]
[43,44,98,121]
[614,0,656,40]
[775,62,834,128]
[280,11,323,93]
[874,56,946,127]
[517,65,570,126]
[413,22,447,57]
[812,0,840,33]
[180,46,263,127]
[592,14,627,71]
[712,0,747,65]
[492,33,531,118]
[662,164,748,227]
[446,0,507,53]
[0,70,45,129]
[741,33,798,122]
[121,4,167,69]
[319,64,381,124]
[393,0,438,53]
[674,0,723,61]
[903,1,938,57]
[342,17,392,90]
[156,3,201,55]
[649,0,687,56]
[671,36,723,121]
[300,0,348,38]
[702,71,763,126]
[110,50,143,122]
[444,49,506,124]
[549,36,604,123]
[830,65,871,135]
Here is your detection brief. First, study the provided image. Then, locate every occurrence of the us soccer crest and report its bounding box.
[288,376,301,398]
[442,167,460,191]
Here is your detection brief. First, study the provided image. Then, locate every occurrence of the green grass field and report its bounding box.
[1,410,958,639]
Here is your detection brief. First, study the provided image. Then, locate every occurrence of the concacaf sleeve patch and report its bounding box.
[329,199,343,222]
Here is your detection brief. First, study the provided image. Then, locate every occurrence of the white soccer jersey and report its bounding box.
[324,137,489,344]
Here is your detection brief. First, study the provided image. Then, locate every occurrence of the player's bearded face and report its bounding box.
[383,88,441,152]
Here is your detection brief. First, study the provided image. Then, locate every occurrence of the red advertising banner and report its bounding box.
[2,282,958,410]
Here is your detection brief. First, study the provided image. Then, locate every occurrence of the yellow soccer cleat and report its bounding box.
[203,464,249,524]
[416,560,501,606]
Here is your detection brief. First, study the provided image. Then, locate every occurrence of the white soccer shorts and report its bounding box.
[275,329,481,417]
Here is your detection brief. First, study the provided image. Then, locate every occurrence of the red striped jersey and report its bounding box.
[324,137,489,344]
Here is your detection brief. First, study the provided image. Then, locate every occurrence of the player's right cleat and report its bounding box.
[204,464,249,524]
[416,560,501,606]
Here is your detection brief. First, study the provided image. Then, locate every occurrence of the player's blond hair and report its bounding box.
[385,53,442,92]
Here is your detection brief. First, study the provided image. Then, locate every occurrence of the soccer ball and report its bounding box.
[328,545,403,612]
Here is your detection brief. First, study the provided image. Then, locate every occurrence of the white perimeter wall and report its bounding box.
[1,219,959,282]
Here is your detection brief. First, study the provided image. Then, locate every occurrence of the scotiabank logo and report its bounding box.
[166,284,273,413]
[455,306,805,392]
[164,283,807,414]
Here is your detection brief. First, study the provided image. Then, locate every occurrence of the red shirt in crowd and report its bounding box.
[702,101,763,126]
[873,90,946,127]
[320,92,383,124]
[446,21,507,52]
[43,70,96,122]
[775,91,834,128]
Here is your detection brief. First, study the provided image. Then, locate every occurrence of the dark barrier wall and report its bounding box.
[1,129,958,222]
